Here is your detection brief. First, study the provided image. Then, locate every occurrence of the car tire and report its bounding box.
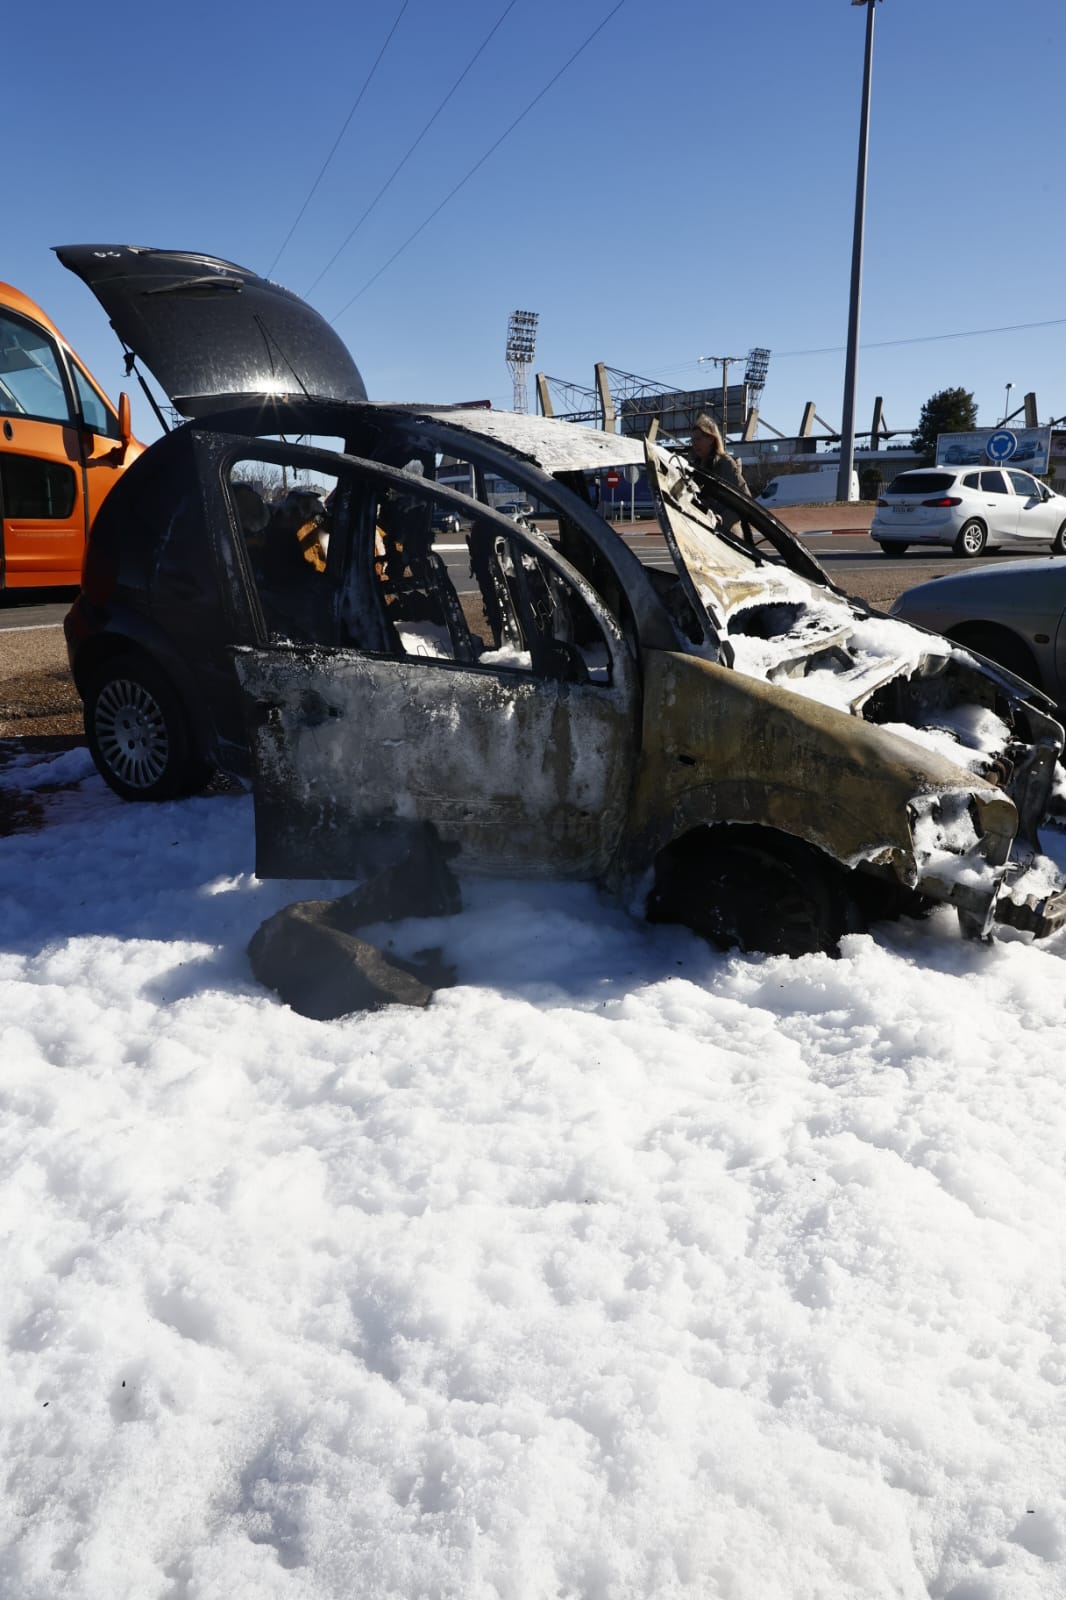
[1052,522,1066,555]
[953,520,987,558]
[876,542,908,556]
[646,826,864,958]
[85,653,213,802]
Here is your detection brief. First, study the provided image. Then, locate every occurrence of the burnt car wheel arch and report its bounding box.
[645,824,870,958]
[84,651,214,801]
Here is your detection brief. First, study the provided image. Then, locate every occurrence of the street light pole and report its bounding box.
[1001,381,1014,425]
[837,0,881,505]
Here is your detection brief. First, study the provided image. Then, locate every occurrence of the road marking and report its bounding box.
[0,622,63,635]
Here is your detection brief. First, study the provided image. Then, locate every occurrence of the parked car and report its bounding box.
[58,243,1066,953]
[493,500,536,521]
[757,467,859,507]
[871,466,1066,557]
[430,506,463,535]
[0,278,141,589]
[891,557,1066,711]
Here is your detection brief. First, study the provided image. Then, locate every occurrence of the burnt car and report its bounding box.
[59,244,1066,954]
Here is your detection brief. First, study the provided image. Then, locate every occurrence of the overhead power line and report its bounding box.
[644,315,1066,384]
[328,0,629,325]
[773,316,1066,359]
[304,0,521,299]
[266,0,412,279]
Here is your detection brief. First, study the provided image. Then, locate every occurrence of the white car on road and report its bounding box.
[871,466,1066,558]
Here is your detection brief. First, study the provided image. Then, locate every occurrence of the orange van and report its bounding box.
[0,281,141,588]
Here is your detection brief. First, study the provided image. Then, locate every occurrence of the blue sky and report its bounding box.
[8,0,1065,444]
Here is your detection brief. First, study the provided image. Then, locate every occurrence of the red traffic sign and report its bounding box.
[605,470,621,488]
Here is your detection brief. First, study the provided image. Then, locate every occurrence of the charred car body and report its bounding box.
[60,245,1066,954]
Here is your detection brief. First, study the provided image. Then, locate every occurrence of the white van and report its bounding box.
[757,466,859,507]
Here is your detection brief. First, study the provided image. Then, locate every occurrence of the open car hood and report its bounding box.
[55,244,368,418]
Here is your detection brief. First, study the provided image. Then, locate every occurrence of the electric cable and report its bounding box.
[328,0,628,325]
[643,316,1066,385]
[267,0,412,279]
[304,0,520,299]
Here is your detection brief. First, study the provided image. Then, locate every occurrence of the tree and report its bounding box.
[911,387,978,465]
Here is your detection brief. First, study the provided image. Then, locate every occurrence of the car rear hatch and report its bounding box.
[55,244,368,418]
[878,471,959,526]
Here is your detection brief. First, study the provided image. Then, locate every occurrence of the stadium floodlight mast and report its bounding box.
[505,310,539,413]
[838,0,884,505]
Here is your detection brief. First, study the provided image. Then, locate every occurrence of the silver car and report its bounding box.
[891,557,1066,710]
[871,466,1066,558]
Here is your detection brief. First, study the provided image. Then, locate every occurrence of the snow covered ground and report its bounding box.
[3,744,1066,1600]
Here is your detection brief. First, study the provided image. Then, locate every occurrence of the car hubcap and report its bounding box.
[95,679,169,788]
[964,527,982,552]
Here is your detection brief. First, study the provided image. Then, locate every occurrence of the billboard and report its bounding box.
[936,427,1051,475]
[619,384,748,438]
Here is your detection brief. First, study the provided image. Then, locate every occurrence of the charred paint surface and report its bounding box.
[236,647,636,881]
[618,650,1016,897]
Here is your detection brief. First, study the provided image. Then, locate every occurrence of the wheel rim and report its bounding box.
[94,677,170,789]
[962,524,984,554]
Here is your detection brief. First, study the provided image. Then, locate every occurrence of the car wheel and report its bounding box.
[1052,522,1066,555]
[85,653,212,802]
[953,520,987,558]
[646,827,864,958]
[876,542,908,556]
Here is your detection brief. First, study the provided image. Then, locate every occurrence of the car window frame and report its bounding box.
[1007,469,1039,499]
[205,435,635,687]
[979,470,1010,495]
[0,305,78,426]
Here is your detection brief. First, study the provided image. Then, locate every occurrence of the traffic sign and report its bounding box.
[986,430,1017,462]
[605,470,621,488]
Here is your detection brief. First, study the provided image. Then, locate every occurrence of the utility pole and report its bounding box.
[698,354,744,439]
[838,0,883,504]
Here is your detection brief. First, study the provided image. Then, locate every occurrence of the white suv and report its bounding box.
[871,466,1066,557]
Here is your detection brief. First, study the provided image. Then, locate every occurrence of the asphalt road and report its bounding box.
[0,534,1044,633]
[438,528,1039,615]
[0,532,1050,741]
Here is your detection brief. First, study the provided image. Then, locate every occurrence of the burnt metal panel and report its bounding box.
[235,647,637,881]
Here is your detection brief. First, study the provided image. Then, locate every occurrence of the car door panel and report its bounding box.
[1008,471,1057,543]
[235,647,637,880]
[0,420,85,583]
[977,470,1018,542]
[224,445,641,881]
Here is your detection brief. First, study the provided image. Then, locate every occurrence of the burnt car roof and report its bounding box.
[55,244,368,417]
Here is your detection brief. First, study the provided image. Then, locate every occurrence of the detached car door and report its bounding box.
[229,454,640,881]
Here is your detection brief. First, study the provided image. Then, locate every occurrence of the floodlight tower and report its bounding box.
[744,347,771,409]
[506,310,539,413]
